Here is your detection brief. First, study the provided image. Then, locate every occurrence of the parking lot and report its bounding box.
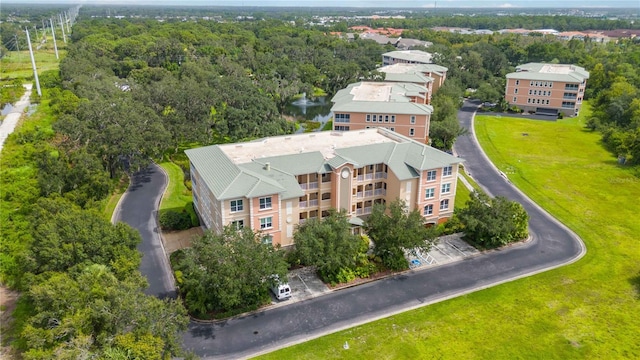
[269,234,479,306]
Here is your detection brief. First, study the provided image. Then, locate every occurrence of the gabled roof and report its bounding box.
[186,128,463,201]
[383,50,433,64]
[506,63,589,83]
[330,82,433,115]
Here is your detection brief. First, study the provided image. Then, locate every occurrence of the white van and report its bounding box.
[271,283,291,301]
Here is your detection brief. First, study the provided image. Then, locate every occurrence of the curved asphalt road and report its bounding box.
[113,164,176,299]
[116,103,586,359]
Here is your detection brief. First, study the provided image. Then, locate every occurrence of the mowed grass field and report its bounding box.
[1,49,64,81]
[257,107,640,359]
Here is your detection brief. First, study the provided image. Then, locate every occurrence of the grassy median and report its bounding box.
[257,106,640,359]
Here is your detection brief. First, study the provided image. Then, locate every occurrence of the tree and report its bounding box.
[457,191,529,248]
[364,199,438,271]
[20,264,189,359]
[26,197,141,278]
[293,209,361,283]
[173,226,288,317]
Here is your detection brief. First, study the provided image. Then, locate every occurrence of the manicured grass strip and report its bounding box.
[454,177,471,209]
[257,105,640,359]
[103,176,129,221]
[158,161,192,211]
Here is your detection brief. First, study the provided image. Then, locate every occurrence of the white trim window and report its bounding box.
[441,183,451,194]
[410,115,416,124]
[442,166,453,177]
[440,199,449,211]
[260,217,273,229]
[425,187,435,199]
[427,170,437,181]
[259,196,272,210]
[409,128,415,136]
[230,199,243,212]
[231,220,244,230]
[423,204,433,216]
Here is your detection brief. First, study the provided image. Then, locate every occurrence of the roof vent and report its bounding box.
[264,162,271,171]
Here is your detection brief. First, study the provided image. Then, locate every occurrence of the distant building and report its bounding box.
[382,50,434,66]
[377,63,449,99]
[186,128,463,247]
[505,63,589,117]
[331,82,433,143]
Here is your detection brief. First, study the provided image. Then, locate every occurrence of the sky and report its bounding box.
[5,0,640,8]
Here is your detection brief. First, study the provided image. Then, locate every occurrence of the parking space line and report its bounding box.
[445,240,468,256]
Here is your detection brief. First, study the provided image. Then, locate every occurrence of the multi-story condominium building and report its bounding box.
[377,63,449,101]
[185,128,463,248]
[330,82,433,143]
[505,63,589,117]
[382,50,434,66]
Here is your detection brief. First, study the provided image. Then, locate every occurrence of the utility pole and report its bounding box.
[59,13,67,43]
[25,29,42,97]
[64,12,71,34]
[50,19,59,59]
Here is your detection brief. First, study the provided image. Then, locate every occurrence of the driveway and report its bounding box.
[113,164,176,299]
[179,100,585,359]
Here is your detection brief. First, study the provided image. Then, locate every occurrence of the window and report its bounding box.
[384,115,389,123]
[513,97,517,103]
[390,127,395,131]
[440,199,449,211]
[410,115,416,124]
[528,89,532,95]
[391,115,396,123]
[259,197,272,210]
[546,99,550,105]
[334,113,350,123]
[427,170,437,181]
[262,235,273,245]
[409,128,415,136]
[335,125,350,131]
[441,183,451,194]
[231,220,244,230]
[322,192,331,200]
[443,166,452,177]
[230,199,243,212]
[515,80,520,85]
[423,204,433,215]
[425,188,435,199]
[366,114,371,122]
[322,173,331,183]
[260,217,273,229]
[514,88,518,94]
[527,98,531,104]
[530,81,533,86]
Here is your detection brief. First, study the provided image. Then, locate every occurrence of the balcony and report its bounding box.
[299,182,318,190]
[374,189,386,196]
[375,172,388,179]
[364,190,374,197]
[299,199,319,208]
[355,207,373,215]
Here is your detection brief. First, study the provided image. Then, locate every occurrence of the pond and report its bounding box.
[283,93,333,132]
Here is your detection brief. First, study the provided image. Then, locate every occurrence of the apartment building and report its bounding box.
[377,63,449,100]
[331,82,433,143]
[505,63,589,117]
[382,50,434,66]
[185,128,463,248]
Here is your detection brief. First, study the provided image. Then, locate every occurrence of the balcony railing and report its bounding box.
[309,199,318,207]
[374,189,386,196]
[364,173,374,180]
[364,190,374,197]
[299,201,307,208]
[355,207,373,215]
[375,172,387,179]
[308,182,318,190]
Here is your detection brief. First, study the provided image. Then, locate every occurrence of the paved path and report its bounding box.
[179,100,586,359]
[0,84,32,153]
[113,164,176,299]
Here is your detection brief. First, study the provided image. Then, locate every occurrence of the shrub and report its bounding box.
[159,210,192,230]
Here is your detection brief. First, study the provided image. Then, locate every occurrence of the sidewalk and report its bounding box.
[0,84,33,153]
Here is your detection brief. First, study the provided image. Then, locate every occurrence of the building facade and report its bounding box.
[330,82,433,143]
[185,128,463,248]
[505,63,589,117]
[377,63,449,100]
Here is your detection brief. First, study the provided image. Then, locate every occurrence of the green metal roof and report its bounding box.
[384,72,434,85]
[331,82,433,115]
[506,63,589,83]
[185,128,463,201]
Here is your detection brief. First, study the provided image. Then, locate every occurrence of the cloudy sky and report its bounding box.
[5,0,639,7]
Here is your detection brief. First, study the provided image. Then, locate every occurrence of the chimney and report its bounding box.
[265,162,271,171]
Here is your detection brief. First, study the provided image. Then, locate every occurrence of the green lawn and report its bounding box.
[257,106,640,359]
[1,49,65,81]
[158,161,192,212]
